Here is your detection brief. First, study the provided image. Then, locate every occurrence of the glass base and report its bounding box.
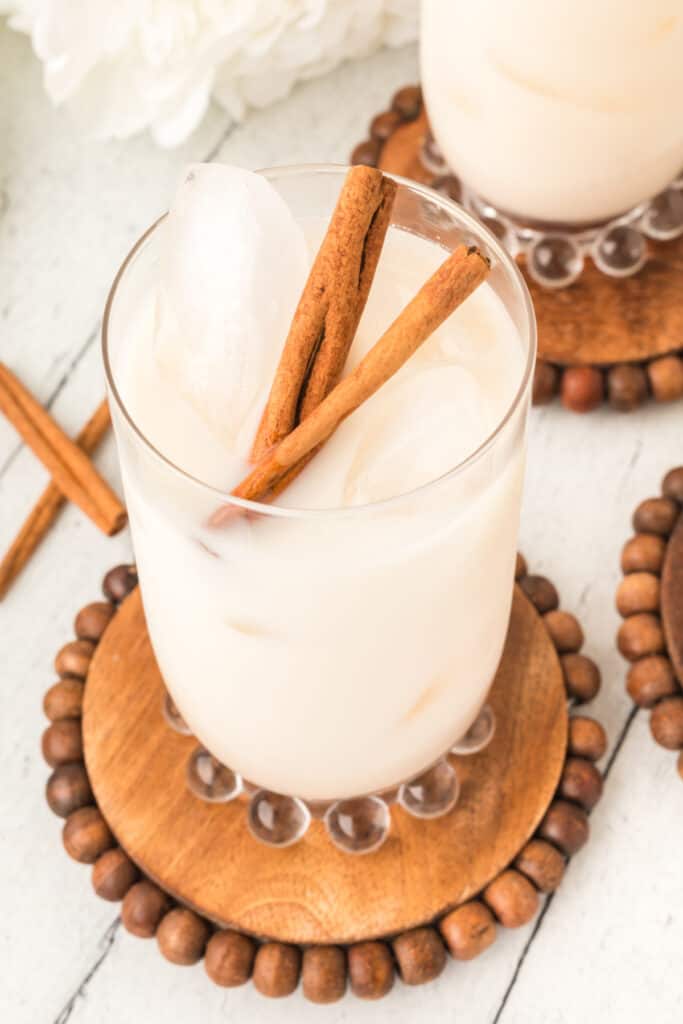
[420,132,683,289]
[169,695,496,854]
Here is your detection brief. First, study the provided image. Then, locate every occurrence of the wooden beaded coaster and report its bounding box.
[352,85,683,414]
[42,555,606,1003]
[617,466,683,781]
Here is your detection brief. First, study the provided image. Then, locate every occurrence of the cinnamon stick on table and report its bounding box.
[250,165,397,461]
[0,400,113,600]
[0,364,126,536]
[211,244,489,522]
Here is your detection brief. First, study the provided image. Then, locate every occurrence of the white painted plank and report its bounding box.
[0,26,231,464]
[498,712,683,1024]
[2,13,683,1023]
[59,920,538,1024]
[521,400,683,752]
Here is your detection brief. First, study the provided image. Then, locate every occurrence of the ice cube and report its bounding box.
[342,366,487,505]
[154,163,309,451]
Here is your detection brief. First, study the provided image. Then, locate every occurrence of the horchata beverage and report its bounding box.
[103,164,534,805]
[421,0,683,225]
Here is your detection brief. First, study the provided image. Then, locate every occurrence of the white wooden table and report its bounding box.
[2,24,682,1024]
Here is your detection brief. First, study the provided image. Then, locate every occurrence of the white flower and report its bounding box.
[2,0,418,145]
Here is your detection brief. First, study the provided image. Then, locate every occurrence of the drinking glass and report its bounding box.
[421,0,683,285]
[103,166,536,852]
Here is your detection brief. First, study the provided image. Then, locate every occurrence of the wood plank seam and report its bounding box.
[490,704,639,1023]
[52,918,120,1024]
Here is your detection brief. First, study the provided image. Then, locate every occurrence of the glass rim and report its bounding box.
[102,162,537,521]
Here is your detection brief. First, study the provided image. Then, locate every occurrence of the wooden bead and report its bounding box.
[392,927,446,985]
[621,533,666,574]
[102,563,138,603]
[55,639,95,679]
[121,881,169,938]
[520,574,559,613]
[560,366,604,412]
[41,719,83,767]
[633,497,679,536]
[439,901,497,960]
[650,697,683,750]
[391,84,422,120]
[157,908,210,966]
[483,869,539,927]
[607,363,648,411]
[43,678,84,721]
[559,757,603,811]
[370,110,401,141]
[74,601,115,642]
[648,354,683,402]
[568,716,607,761]
[662,466,683,504]
[532,360,559,404]
[626,656,678,707]
[539,800,589,856]
[515,552,527,581]
[561,654,601,703]
[515,839,566,893]
[544,610,584,652]
[302,946,346,1004]
[350,139,380,168]
[347,941,394,999]
[617,613,664,661]
[252,942,301,998]
[205,930,256,988]
[46,762,92,818]
[63,806,114,864]
[92,847,139,901]
[616,572,660,616]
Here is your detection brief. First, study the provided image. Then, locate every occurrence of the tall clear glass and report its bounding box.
[103,167,535,846]
[421,0,683,227]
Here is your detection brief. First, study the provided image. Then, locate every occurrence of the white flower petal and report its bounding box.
[3,0,418,145]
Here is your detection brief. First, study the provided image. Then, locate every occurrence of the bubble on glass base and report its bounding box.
[641,187,683,240]
[527,235,584,288]
[247,791,310,848]
[325,797,390,854]
[398,759,460,819]
[420,130,451,177]
[592,224,647,277]
[186,747,242,803]
[451,704,496,755]
[162,691,191,735]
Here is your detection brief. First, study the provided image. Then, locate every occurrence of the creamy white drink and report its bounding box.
[105,165,533,802]
[421,0,683,225]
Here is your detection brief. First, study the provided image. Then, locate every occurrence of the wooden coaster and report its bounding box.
[42,555,606,1002]
[617,466,683,781]
[352,85,683,414]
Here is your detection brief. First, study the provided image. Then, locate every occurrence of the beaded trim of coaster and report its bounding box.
[617,467,683,781]
[42,555,606,1002]
[352,85,683,414]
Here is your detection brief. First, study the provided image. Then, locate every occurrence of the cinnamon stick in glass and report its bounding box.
[211,244,489,522]
[0,364,126,536]
[250,165,397,460]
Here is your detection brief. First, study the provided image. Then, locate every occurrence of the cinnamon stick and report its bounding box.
[0,400,113,600]
[250,165,397,461]
[0,364,126,536]
[211,244,489,522]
